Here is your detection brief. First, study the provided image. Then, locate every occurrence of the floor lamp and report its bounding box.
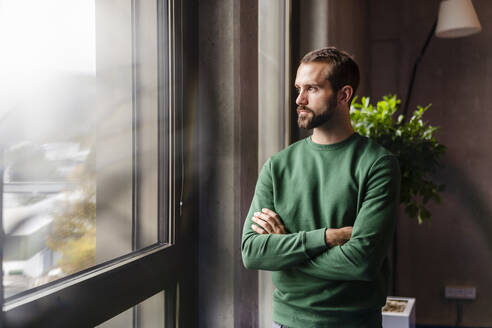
[393,0,482,297]
[401,0,482,120]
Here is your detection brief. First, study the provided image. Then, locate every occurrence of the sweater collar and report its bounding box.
[305,132,359,150]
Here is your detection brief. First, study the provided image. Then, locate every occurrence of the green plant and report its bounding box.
[47,138,96,275]
[350,95,446,223]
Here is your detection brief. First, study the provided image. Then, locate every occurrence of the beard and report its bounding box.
[297,94,337,129]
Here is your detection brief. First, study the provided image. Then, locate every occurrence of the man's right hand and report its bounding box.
[325,226,353,248]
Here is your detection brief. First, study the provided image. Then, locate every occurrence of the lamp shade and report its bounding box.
[435,0,481,38]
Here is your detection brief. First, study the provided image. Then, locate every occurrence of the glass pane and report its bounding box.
[0,0,160,298]
[96,306,133,328]
[96,291,165,328]
[138,291,166,328]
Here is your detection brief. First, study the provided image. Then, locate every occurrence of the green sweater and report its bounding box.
[241,133,401,328]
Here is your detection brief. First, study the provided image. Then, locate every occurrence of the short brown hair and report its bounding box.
[301,47,360,103]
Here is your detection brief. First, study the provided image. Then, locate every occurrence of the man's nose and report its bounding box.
[296,90,308,106]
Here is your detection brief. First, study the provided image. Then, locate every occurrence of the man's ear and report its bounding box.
[338,86,354,105]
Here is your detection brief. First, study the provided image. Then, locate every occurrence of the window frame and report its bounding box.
[0,0,184,326]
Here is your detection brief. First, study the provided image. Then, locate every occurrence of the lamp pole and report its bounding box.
[401,19,438,121]
[393,20,437,296]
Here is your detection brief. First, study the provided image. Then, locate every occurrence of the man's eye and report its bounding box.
[308,87,317,92]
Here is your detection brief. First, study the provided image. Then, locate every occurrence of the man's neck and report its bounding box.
[311,128,354,145]
[311,110,355,145]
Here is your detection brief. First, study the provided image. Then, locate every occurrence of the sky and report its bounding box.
[0,0,97,143]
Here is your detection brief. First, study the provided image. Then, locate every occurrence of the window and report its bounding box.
[1,0,185,326]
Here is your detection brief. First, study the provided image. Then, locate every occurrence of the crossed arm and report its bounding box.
[251,208,352,248]
[241,155,400,281]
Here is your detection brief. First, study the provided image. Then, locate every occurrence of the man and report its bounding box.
[241,47,401,328]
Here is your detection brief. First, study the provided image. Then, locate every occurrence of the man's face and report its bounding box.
[294,62,338,129]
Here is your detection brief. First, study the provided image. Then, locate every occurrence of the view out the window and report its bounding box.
[1,0,160,298]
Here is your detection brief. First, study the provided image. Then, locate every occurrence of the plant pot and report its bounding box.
[382,296,416,328]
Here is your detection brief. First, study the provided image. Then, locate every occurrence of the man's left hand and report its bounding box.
[251,208,287,234]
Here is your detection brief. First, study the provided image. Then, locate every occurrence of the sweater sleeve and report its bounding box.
[293,155,401,281]
[241,159,328,271]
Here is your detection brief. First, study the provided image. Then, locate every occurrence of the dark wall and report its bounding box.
[371,0,492,326]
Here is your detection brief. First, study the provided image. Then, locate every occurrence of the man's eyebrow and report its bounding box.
[295,83,321,88]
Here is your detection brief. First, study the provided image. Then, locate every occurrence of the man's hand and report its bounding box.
[325,226,353,248]
[250,208,352,247]
[251,208,287,234]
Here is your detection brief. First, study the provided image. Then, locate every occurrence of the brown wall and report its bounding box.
[371,0,492,326]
